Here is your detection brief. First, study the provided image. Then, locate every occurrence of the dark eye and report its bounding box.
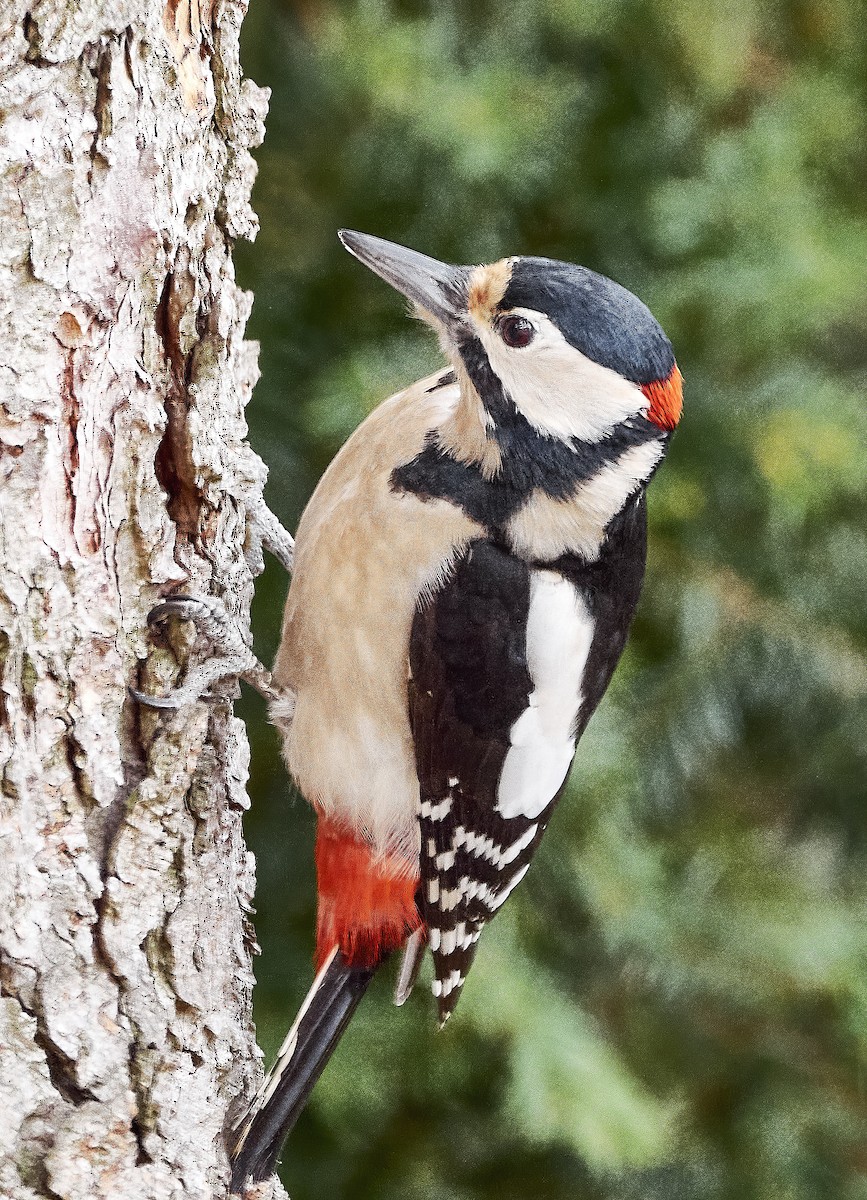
[498,314,535,348]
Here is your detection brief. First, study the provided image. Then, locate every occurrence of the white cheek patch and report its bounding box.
[496,571,594,819]
[472,309,647,443]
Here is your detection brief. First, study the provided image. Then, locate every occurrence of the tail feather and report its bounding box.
[393,927,426,1006]
[230,947,377,1191]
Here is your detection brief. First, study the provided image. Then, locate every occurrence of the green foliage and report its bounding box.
[236,2,867,1196]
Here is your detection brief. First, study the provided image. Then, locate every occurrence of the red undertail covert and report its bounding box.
[315,818,422,969]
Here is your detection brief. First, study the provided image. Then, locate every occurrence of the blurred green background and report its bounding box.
[234,2,867,1197]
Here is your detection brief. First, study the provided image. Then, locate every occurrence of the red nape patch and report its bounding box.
[315,819,422,970]
[641,364,683,431]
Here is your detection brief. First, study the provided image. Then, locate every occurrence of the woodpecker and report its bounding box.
[225,232,682,1189]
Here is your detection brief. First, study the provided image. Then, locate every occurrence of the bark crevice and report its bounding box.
[153,263,202,539]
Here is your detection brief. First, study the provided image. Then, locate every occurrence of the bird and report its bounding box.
[228,230,683,1189]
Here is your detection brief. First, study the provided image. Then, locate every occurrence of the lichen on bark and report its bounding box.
[0,2,285,1195]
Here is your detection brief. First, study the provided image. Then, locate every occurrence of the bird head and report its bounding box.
[339,230,682,451]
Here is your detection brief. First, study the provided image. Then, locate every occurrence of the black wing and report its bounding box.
[409,540,547,1023]
[408,498,648,1024]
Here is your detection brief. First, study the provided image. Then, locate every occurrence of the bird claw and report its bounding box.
[146,594,256,650]
[146,596,214,627]
[134,498,296,711]
[135,593,281,709]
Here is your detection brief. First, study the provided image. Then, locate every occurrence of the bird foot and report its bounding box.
[132,595,289,711]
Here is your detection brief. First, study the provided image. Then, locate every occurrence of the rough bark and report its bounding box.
[0,3,286,1196]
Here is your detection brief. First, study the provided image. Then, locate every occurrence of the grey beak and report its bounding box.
[339,230,467,328]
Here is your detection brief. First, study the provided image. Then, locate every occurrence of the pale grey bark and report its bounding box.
[0,2,287,1196]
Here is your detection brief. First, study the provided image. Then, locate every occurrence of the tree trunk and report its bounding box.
[0,3,286,1196]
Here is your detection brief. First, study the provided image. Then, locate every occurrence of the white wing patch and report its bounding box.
[496,571,594,819]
